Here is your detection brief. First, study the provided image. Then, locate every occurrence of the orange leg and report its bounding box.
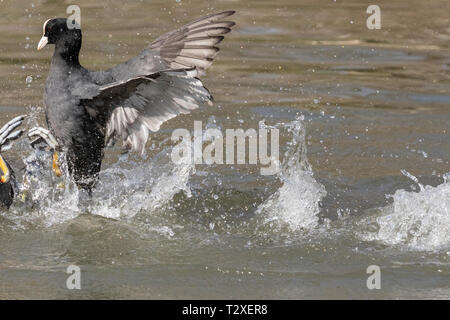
[0,154,10,184]
[52,152,63,177]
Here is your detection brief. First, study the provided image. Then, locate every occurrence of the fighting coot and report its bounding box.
[0,116,25,209]
[31,11,235,193]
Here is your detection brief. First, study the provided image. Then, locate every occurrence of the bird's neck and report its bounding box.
[53,38,81,67]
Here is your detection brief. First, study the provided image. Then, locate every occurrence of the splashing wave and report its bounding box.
[357,171,450,251]
[257,117,326,231]
[6,145,194,228]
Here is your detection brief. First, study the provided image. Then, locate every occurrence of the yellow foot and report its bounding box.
[0,154,10,184]
[52,152,63,177]
[18,192,27,202]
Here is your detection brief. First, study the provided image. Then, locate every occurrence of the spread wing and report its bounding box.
[91,10,235,84]
[82,68,212,153]
[0,115,25,152]
[83,11,235,154]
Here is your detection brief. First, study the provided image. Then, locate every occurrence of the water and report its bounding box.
[0,0,449,299]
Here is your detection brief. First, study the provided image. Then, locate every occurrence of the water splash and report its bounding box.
[7,143,194,228]
[257,116,326,231]
[357,171,450,251]
[90,149,194,221]
[4,149,81,228]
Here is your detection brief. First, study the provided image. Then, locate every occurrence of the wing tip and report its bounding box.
[219,10,236,17]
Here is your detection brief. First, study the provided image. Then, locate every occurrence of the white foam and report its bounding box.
[358,171,450,251]
[257,117,326,231]
[8,145,194,228]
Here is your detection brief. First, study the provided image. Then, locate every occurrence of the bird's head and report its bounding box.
[37,18,82,52]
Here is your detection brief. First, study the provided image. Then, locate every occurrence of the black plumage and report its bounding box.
[0,116,24,209]
[35,11,235,193]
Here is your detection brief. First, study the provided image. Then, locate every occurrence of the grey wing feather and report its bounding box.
[84,68,212,154]
[91,10,235,83]
[149,10,235,75]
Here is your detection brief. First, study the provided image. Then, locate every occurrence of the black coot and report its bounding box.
[32,11,235,193]
[0,116,24,209]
